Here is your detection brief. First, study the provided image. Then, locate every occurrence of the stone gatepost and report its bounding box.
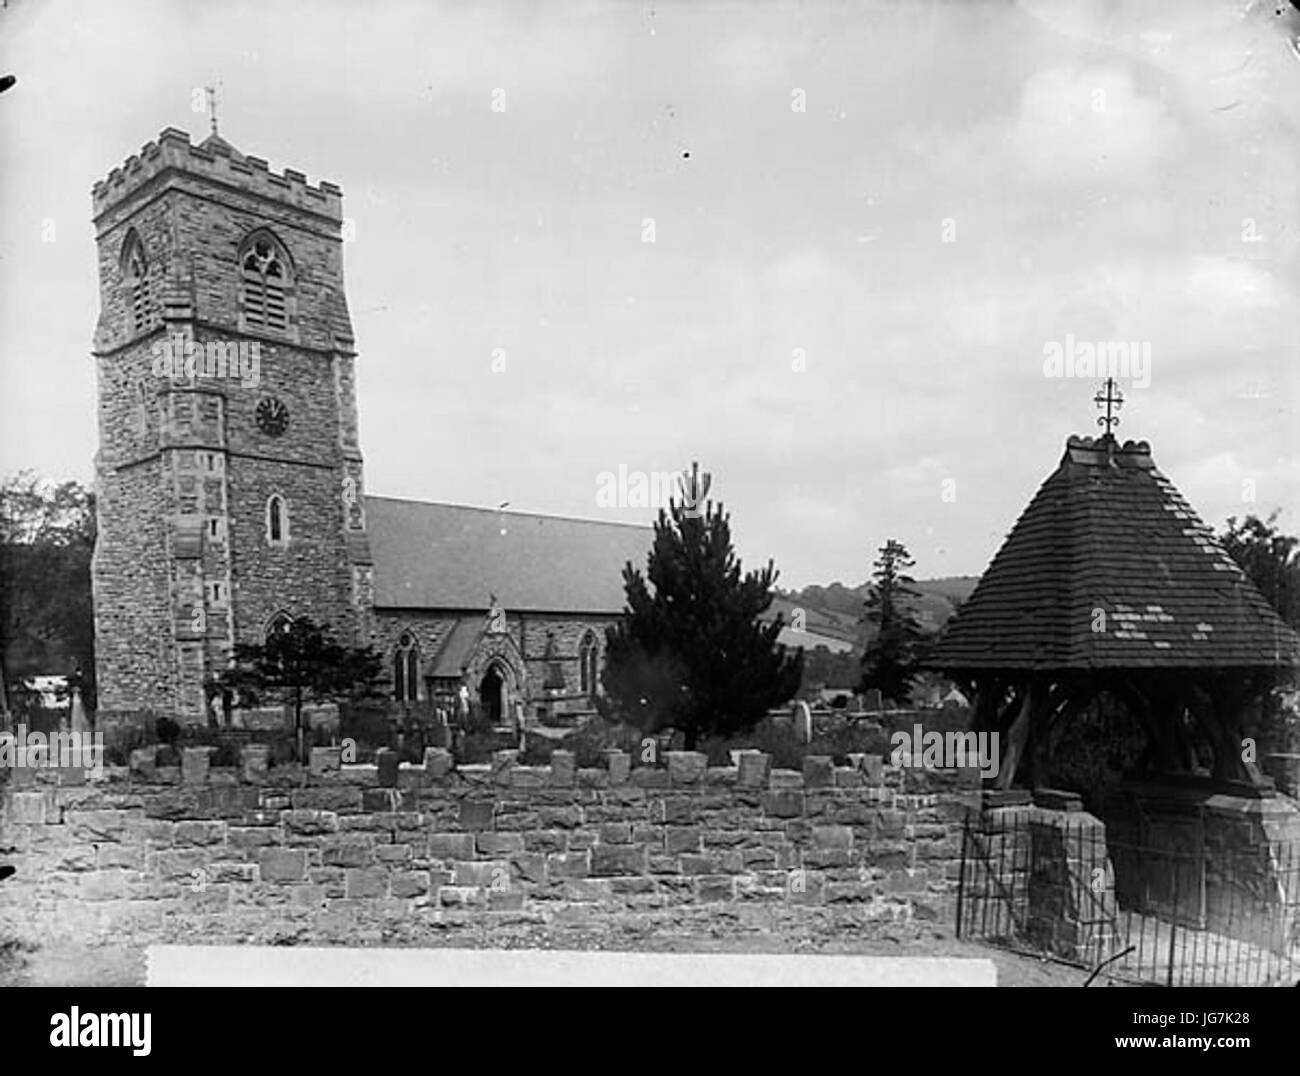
[1025,789,1118,964]
[967,788,1120,963]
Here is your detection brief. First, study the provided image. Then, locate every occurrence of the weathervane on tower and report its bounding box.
[205,85,219,136]
[1093,377,1123,437]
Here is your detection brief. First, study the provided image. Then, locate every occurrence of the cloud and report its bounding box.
[899,63,1180,193]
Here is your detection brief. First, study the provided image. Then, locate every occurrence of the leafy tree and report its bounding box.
[1220,511,1300,629]
[798,646,861,699]
[598,463,803,750]
[1218,510,1300,754]
[858,538,925,704]
[214,617,386,761]
[0,472,97,713]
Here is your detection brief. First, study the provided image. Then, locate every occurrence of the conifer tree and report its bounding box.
[599,463,803,749]
[859,539,925,704]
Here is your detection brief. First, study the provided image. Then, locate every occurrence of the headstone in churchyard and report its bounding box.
[376,748,400,788]
[792,700,812,744]
[304,703,340,732]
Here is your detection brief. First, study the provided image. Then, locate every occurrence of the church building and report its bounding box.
[89,126,650,730]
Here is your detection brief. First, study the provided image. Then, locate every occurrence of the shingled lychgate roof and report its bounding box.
[929,435,1300,671]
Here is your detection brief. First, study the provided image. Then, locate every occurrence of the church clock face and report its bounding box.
[256,396,289,437]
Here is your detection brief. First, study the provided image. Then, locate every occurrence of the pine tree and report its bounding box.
[598,463,803,750]
[859,539,925,704]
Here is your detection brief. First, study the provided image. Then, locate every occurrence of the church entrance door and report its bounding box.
[479,666,505,726]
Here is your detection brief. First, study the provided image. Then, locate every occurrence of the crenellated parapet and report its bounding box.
[92,128,344,224]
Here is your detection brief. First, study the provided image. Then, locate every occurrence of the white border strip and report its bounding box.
[147,946,997,987]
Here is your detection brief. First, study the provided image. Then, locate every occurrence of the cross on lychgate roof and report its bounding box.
[1094,377,1123,436]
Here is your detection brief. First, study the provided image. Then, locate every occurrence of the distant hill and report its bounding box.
[918,576,982,606]
[771,575,980,649]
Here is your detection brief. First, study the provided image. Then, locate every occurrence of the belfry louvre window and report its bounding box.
[240,234,290,331]
[122,231,154,334]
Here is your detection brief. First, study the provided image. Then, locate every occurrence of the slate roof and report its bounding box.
[366,496,651,613]
[928,435,1300,671]
[428,619,483,677]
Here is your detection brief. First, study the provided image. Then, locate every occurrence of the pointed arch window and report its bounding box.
[266,494,289,546]
[394,632,420,703]
[266,611,294,641]
[121,231,155,334]
[239,232,291,332]
[579,630,600,698]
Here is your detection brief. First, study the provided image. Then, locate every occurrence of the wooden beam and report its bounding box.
[1195,673,1266,786]
[995,679,1036,790]
[1041,689,1092,758]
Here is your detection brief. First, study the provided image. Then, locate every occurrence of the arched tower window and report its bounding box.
[579,630,599,698]
[394,632,419,703]
[266,494,289,546]
[121,230,155,335]
[239,231,292,332]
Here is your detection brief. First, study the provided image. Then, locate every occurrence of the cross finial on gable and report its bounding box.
[1093,377,1123,437]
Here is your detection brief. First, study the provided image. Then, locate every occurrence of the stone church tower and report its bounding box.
[90,127,373,727]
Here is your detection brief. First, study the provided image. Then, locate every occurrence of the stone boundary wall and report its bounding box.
[0,747,980,946]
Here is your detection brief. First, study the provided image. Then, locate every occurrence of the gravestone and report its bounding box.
[376,748,400,788]
[792,700,812,744]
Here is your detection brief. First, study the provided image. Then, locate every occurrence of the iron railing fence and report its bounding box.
[957,810,1300,987]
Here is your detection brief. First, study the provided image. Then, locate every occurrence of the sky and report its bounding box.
[1,0,1297,588]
